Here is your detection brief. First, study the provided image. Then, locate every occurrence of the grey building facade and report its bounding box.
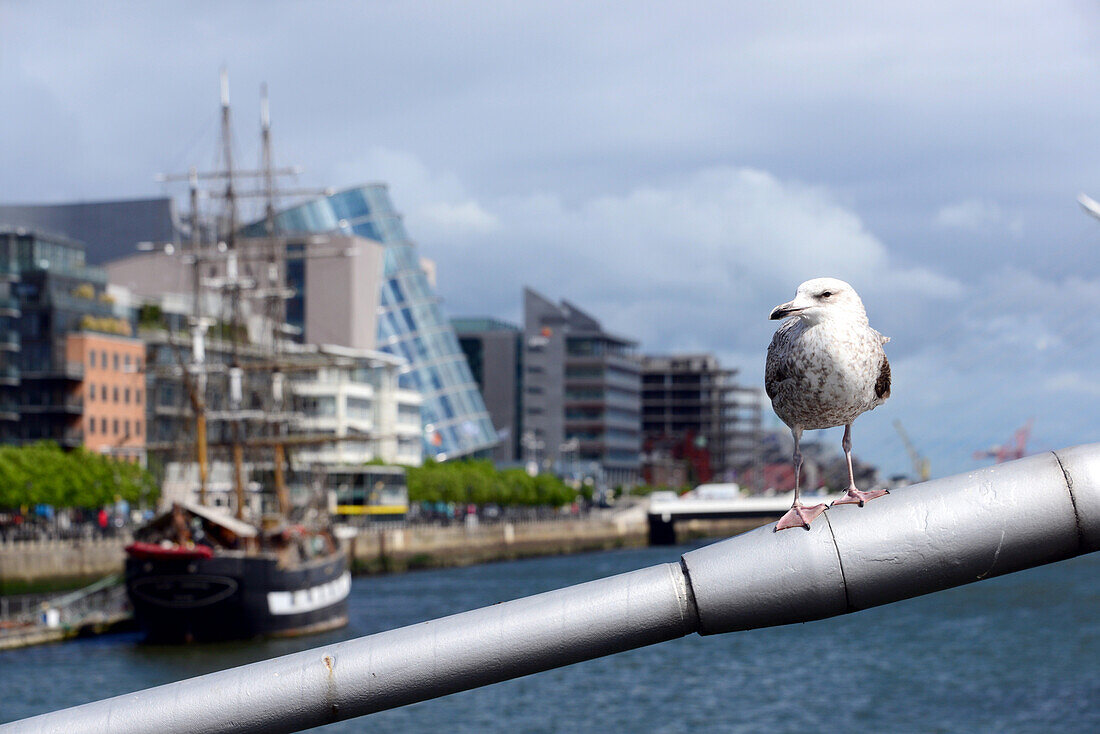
[641,353,763,487]
[452,318,523,464]
[105,234,387,353]
[0,198,182,265]
[523,288,641,486]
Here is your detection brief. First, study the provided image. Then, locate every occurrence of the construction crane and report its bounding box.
[973,419,1033,464]
[893,420,931,482]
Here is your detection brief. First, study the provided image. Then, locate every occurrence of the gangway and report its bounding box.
[0,574,130,651]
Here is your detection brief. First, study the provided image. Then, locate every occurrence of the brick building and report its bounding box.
[66,332,146,462]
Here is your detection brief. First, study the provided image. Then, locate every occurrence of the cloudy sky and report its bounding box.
[4,1,1100,478]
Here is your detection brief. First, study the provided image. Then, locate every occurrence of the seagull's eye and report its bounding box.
[820,291,833,298]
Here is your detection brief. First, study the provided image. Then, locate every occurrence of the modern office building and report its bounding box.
[640,353,763,487]
[245,185,499,461]
[523,288,641,486]
[0,237,19,425]
[452,317,523,464]
[290,345,423,467]
[0,227,144,459]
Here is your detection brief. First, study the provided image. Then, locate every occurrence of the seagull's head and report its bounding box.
[769,277,867,325]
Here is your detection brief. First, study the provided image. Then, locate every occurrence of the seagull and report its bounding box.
[765,277,891,531]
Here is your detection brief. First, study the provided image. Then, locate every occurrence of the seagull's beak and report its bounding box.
[770,301,803,320]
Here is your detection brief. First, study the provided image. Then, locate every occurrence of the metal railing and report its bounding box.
[4,443,1100,734]
[0,575,128,629]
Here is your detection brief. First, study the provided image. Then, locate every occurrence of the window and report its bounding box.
[346,396,372,419]
[113,353,119,371]
[90,351,96,368]
[113,387,119,403]
[100,385,106,401]
[135,420,141,436]
[88,383,94,402]
[124,355,131,371]
[124,388,130,404]
[300,395,336,417]
[100,417,106,434]
[113,419,118,435]
[89,417,95,434]
[101,350,107,368]
[123,420,130,438]
[136,390,142,405]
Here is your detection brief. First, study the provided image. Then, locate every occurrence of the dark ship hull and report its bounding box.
[125,546,349,642]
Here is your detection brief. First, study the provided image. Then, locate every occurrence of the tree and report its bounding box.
[406,460,576,508]
[0,442,159,509]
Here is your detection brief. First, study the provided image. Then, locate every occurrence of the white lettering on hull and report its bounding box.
[267,572,351,616]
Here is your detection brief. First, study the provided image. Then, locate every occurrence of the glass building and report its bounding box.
[247,185,498,460]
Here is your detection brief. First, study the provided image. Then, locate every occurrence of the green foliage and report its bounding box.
[0,441,159,509]
[137,303,164,329]
[405,459,577,507]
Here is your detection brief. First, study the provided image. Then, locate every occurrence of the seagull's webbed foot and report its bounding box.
[831,487,889,508]
[774,503,828,532]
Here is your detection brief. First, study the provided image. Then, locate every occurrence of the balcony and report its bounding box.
[21,361,84,381]
[0,332,19,351]
[0,297,20,317]
[18,397,84,414]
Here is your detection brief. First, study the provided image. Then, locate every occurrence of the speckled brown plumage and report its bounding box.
[766,316,890,430]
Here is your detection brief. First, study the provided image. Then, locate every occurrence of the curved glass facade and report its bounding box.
[254,185,498,460]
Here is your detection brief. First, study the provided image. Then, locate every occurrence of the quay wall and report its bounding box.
[346,516,769,574]
[0,517,771,592]
[0,537,131,594]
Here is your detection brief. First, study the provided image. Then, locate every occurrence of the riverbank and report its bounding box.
[0,612,134,651]
[346,516,769,574]
[0,515,775,592]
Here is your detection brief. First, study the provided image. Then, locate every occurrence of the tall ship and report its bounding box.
[123,74,352,642]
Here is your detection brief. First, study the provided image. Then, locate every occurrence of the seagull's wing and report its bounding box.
[875,355,891,402]
[765,321,800,400]
[873,328,890,345]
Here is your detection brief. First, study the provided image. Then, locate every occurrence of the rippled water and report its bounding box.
[2,541,1099,732]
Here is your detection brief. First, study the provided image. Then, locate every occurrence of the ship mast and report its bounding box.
[187,167,212,506]
[156,71,330,522]
[217,69,251,521]
[260,81,291,517]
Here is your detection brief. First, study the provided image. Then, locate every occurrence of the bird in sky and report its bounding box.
[765,277,891,531]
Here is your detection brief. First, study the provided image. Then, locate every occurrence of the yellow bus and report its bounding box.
[329,465,409,524]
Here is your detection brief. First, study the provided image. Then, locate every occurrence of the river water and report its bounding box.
[2,540,1098,733]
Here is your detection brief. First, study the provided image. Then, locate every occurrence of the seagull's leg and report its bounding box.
[775,426,827,531]
[832,423,888,507]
